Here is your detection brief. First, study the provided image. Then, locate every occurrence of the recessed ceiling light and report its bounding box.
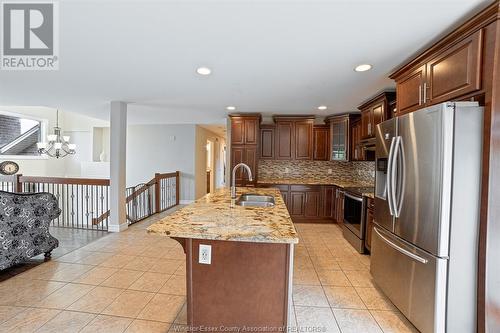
[354,64,372,72]
[226,106,236,111]
[318,106,328,110]
[196,67,211,75]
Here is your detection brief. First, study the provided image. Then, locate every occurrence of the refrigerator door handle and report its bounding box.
[386,137,397,216]
[374,227,429,264]
[389,136,400,217]
[395,137,406,218]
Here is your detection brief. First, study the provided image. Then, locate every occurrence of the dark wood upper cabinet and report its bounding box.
[273,116,314,161]
[395,65,426,115]
[426,29,483,104]
[313,125,330,161]
[358,92,395,139]
[231,118,245,145]
[391,29,483,116]
[294,120,313,160]
[259,125,275,160]
[244,118,258,145]
[229,114,260,146]
[275,120,294,160]
[350,119,363,161]
[229,114,261,186]
[325,114,360,161]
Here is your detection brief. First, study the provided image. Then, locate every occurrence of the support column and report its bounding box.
[109,101,128,232]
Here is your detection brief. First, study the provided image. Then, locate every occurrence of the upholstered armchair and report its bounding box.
[0,191,60,270]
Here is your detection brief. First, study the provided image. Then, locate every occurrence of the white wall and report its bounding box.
[126,124,196,202]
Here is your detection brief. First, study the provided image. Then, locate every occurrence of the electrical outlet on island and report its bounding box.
[328,168,333,174]
[284,167,290,174]
[199,244,212,264]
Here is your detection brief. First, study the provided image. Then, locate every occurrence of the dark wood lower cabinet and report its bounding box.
[258,183,339,223]
[365,197,375,252]
[334,189,344,225]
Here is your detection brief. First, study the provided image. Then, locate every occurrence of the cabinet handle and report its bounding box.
[368,123,371,135]
[423,82,430,102]
[418,85,422,105]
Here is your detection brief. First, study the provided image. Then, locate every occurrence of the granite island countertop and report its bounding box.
[147,187,298,244]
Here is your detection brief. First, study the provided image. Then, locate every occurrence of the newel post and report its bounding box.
[14,174,22,193]
[155,173,161,213]
[176,171,180,205]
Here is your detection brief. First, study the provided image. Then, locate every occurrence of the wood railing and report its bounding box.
[1,174,110,230]
[124,172,180,224]
[92,171,180,226]
[0,171,180,231]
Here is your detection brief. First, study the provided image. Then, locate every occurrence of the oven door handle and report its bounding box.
[344,192,363,202]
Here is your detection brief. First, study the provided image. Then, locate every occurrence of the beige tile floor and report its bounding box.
[0,209,418,333]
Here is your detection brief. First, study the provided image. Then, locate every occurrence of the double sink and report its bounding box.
[235,194,275,207]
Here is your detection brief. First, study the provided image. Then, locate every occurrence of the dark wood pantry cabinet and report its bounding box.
[229,114,261,186]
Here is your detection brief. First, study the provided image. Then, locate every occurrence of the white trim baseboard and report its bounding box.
[108,223,128,232]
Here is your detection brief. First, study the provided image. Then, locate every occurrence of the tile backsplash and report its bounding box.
[258,160,375,185]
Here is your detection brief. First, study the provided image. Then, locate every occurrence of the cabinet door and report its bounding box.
[281,191,289,209]
[396,65,426,115]
[244,119,258,145]
[365,208,374,251]
[260,126,275,159]
[244,146,257,186]
[322,186,336,218]
[351,121,362,161]
[426,29,482,104]
[276,121,294,160]
[360,109,372,139]
[313,126,329,161]
[231,146,256,187]
[295,121,313,160]
[371,102,385,134]
[331,119,348,161]
[231,146,245,186]
[231,119,245,145]
[289,191,305,217]
[335,190,344,225]
[304,191,321,218]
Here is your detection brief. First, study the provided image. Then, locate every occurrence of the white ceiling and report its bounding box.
[0,0,490,125]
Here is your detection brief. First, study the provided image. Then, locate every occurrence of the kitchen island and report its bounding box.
[147,187,298,331]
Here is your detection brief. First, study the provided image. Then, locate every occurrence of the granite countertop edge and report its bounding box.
[147,188,299,245]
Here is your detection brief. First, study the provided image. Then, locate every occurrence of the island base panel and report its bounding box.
[184,238,293,330]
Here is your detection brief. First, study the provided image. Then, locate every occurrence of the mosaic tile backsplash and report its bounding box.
[258,160,375,185]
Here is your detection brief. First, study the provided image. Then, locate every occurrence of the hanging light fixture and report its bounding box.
[37,109,76,158]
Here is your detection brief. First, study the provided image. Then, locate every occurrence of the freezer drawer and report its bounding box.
[371,226,447,333]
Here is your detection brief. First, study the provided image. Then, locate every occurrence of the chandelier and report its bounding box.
[36,109,76,158]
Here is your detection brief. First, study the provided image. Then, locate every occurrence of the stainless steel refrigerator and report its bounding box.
[371,102,483,333]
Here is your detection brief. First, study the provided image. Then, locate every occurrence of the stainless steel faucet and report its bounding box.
[231,163,253,199]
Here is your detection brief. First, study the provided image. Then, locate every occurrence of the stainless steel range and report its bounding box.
[342,186,373,253]
[371,102,483,333]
